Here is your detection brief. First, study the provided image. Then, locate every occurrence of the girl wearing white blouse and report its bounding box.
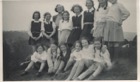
[58,11,73,45]
[64,40,82,72]
[103,0,130,62]
[92,0,109,39]
[75,38,112,80]
[20,44,53,77]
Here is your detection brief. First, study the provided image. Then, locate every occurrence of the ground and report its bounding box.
[3,31,137,81]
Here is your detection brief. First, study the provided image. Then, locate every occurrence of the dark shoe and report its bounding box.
[36,72,42,77]
[20,71,28,76]
[48,72,55,76]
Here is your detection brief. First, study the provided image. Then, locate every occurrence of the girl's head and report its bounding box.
[35,44,45,54]
[55,4,65,13]
[86,0,94,9]
[97,0,108,11]
[44,12,51,21]
[80,37,89,48]
[108,0,117,4]
[62,11,70,21]
[59,43,68,52]
[93,37,102,49]
[50,41,58,51]
[74,40,82,51]
[71,4,83,14]
[32,11,41,20]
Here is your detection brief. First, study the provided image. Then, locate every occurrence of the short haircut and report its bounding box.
[35,43,45,52]
[71,4,83,13]
[32,11,41,19]
[55,4,65,12]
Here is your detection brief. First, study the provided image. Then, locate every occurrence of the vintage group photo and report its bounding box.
[3,0,137,81]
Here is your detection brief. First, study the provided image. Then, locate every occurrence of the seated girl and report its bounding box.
[66,37,95,80]
[54,43,71,76]
[20,44,53,77]
[64,40,82,72]
[47,41,61,75]
[75,38,112,80]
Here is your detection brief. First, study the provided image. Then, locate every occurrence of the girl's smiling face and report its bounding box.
[60,45,67,52]
[74,6,81,14]
[50,44,57,51]
[37,46,44,54]
[75,43,81,51]
[94,41,101,49]
[81,39,89,48]
[34,13,40,20]
[63,12,69,21]
[57,6,64,13]
[45,14,51,21]
[86,0,93,9]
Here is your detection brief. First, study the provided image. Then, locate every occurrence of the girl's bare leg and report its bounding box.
[66,61,79,80]
[72,60,85,79]
[53,59,61,73]
[64,59,75,71]
[77,64,96,80]
[25,61,34,72]
[38,61,46,72]
[87,64,104,80]
[55,61,65,74]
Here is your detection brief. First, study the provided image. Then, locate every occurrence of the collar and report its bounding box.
[33,20,40,23]
[44,20,51,24]
[87,7,94,12]
[75,13,82,17]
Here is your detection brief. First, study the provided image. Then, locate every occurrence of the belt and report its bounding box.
[84,22,93,25]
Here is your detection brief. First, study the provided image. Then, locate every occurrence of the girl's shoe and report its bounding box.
[36,72,42,77]
[20,71,28,76]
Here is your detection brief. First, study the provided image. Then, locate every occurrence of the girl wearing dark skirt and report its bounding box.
[28,11,42,52]
[80,0,95,42]
[42,12,56,47]
[67,4,83,48]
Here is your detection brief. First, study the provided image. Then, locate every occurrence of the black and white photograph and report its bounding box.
[2,0,138,81]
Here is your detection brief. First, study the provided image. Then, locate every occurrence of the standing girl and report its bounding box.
[75,38,112,80]
[20,44,52,77]
[92,0,109,40]
[42,12,56,47]
[28,11,42,52]
[103,0,130,62]
[67,4,83,48]
[64,40,82,72]
[54,43,71,75]
[58,11,73,45]
[80,0,95,41]
[53,4,65,43]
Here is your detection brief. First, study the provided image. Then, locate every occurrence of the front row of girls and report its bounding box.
[21,37,112,80]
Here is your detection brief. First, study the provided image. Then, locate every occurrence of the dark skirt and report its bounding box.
[67,28,82,46]
[42,33,55,47]
[80,24,93,41]
[28,37,42,45]
[53,26,59,43]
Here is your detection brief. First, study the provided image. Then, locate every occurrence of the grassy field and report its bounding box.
[3,31,137,81]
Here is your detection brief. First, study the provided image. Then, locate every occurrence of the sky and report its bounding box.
[3,0,137,32]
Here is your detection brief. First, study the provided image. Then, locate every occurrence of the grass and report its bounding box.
[3,31,137,81]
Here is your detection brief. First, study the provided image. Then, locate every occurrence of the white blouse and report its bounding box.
[106,3,130,24]
[70,50,82,60]
[58,20,73,31]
